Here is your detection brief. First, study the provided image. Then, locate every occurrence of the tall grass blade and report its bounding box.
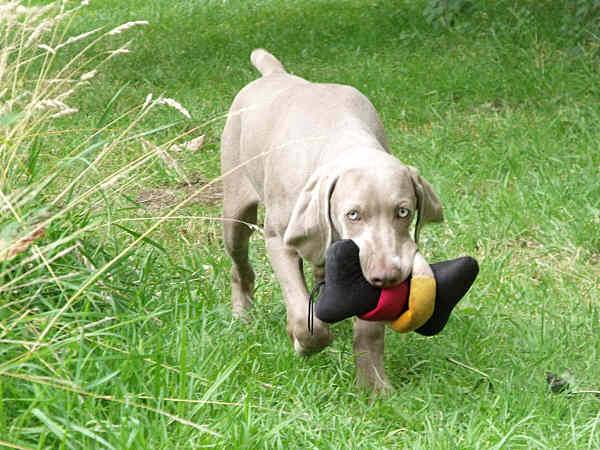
[31,408,72,449]
[113,223,167,253]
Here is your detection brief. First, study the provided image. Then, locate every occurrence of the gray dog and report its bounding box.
[221,49,443,392]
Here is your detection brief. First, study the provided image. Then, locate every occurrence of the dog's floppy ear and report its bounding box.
[407,165,443,243]
[283,165,340,265]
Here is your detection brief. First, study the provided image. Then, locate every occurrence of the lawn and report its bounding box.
[1,0,599,448]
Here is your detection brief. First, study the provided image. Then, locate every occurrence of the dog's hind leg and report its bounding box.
[221,110,259,319]
[223,192,257,319]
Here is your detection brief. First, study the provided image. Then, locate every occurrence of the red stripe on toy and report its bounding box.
[358,280,409,321]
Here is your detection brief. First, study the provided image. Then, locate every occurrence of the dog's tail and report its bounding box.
[250,49,286,76]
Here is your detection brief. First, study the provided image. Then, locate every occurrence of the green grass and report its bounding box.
[1,0,599,448]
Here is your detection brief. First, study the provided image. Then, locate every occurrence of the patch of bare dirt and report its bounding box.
[136,172,223,210]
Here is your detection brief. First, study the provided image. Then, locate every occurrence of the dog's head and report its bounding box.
[283,153,443,288]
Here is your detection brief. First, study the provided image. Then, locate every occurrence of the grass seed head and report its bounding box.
[155,97,191,119]
[108,20,149,35]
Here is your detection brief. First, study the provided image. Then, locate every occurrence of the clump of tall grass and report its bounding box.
[0,1,210,446]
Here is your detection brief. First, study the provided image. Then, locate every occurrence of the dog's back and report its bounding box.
[224,50,389,203]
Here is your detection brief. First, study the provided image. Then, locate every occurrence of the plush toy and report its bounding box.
[311,239,479,336]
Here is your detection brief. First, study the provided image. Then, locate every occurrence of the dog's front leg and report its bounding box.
[265,232,332,355]
[353,319,393,394]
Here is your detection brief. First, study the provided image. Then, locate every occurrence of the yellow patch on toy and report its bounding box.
[389,276,436,333]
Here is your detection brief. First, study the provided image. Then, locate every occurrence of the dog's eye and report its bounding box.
[346,210,361,221]
[397,207,411,219]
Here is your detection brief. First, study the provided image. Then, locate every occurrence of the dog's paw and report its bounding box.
[355,357,394,396]
[287,320,333,356]
[232,303,252,323]
[368,377,395,397]
[230,266,255,320]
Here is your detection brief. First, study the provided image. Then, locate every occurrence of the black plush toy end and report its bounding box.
[416,256,479,335]
[314,240,380,323]
[313,239,479,336]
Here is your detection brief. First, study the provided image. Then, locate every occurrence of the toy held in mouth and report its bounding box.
[311,239,479,335]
